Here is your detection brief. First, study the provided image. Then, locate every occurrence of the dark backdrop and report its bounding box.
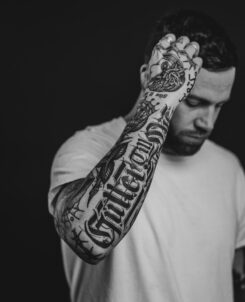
[2,1,245,301]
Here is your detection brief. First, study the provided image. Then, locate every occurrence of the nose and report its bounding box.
[194,107,216,132]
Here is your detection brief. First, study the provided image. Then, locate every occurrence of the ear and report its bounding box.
[140,64,148,90]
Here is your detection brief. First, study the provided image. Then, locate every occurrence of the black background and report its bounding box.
[2,1,245,301]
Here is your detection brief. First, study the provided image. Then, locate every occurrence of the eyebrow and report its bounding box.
[188,94,230,105]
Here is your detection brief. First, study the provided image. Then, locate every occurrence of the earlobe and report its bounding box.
[140,64,148,89]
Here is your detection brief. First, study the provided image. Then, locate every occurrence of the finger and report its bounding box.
[158,33,176,49]
[174,36,190,50]
[185,42,200,58]
[193,57,203,72]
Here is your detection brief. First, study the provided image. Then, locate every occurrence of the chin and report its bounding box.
[174,143,203,156]
[163,136,205,156]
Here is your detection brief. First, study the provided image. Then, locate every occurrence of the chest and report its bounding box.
[131,162,238,260]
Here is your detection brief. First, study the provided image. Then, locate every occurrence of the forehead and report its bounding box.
[191,67,236,102]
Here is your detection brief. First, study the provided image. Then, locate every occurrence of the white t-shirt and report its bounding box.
[48,117,245,302]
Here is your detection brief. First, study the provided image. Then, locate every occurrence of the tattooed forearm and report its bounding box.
[85,104,172,248]
[55,99,173,263]
[53,34,201,264]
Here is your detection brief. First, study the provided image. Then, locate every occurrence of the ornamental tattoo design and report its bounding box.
[148,53,185,92]
[124,99,158,134]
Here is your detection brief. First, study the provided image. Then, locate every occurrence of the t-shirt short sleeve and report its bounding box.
[235,164,245,249]
[48,117,125,216]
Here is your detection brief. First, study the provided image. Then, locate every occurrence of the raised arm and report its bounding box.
[53,34,202,264]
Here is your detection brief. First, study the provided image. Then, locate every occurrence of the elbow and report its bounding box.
[77,248,107,265]
[70,241,109,265]
[54,210,110,265]
[63,228,109,265]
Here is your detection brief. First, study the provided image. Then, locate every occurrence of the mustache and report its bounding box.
[180,130,212,140]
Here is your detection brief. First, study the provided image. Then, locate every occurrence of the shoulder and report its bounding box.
[55,116,126,158]
[48,117,126,213]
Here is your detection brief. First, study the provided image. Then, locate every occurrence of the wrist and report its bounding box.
[144,88,182,110]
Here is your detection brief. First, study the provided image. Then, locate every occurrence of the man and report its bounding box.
[48,9,245,302]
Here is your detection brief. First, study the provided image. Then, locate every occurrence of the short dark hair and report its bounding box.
[144,9,238,71]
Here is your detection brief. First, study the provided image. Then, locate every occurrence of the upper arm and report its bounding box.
[48,131,103,216]
[51,178,86,239]
[52,178,85,217]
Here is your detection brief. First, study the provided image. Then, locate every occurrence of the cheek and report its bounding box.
[170,107,193,133]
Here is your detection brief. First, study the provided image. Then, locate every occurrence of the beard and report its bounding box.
[163,128,210,156]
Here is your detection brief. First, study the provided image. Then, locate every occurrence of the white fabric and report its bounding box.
[48,117,245,302]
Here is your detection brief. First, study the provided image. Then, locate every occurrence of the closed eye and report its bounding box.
[185,96,228,109]
[185,97,201,107]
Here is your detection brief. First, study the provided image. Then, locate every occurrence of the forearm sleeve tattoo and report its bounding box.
[53,96,174,264]
[53,41,199,264]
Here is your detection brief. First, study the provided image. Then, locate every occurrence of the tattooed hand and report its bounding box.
[145,33,202,107]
